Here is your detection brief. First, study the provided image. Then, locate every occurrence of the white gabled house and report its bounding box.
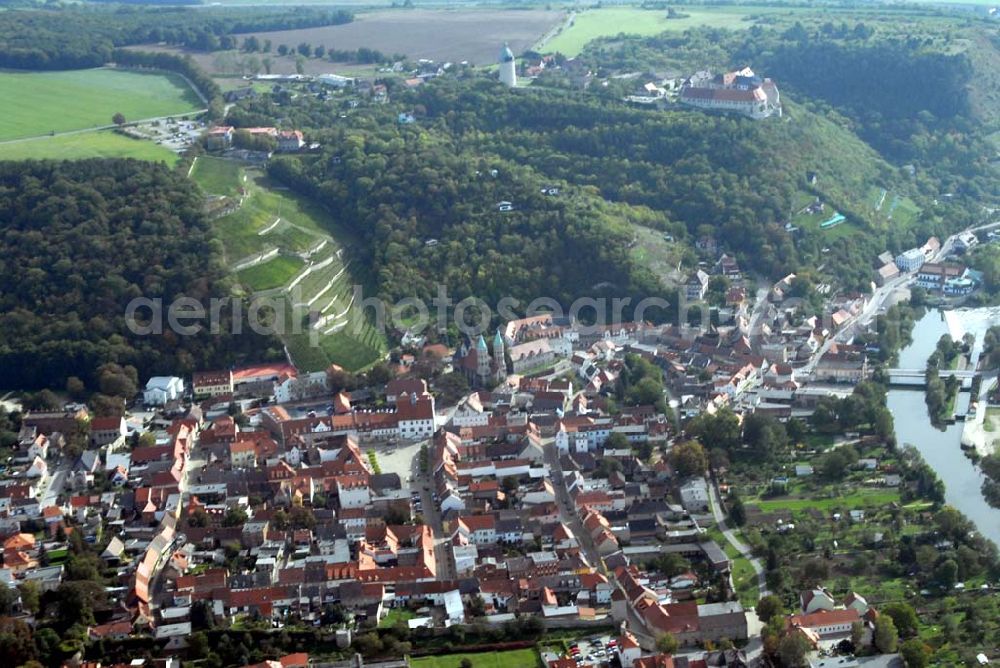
[27,435,50,461]
[143,376,184,406]
[26,456,48,479]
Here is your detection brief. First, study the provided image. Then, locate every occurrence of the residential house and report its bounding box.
[678,477,710,513]
[685,270,710,302]
[206,126,234,150]
[875,262,899,287]
[143,377,184,406]
[277,130,305,152]
[27,435,50,461]
[193,370,234,398]
[713,253,741,279]
[91,415,127,448]
[800,588,836,613]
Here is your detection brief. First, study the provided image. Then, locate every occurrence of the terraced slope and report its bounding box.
[191,157,386,372]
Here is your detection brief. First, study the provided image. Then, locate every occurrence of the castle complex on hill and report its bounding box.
[679,66,781,119]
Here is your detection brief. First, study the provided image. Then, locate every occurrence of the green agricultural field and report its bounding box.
[543,7,761,56]
[0,131,180,164]
[0,68,202,142]
[236,255,305,291]
[410,648,542,668]
[190,156,245,197]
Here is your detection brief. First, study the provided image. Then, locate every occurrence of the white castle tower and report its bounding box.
[499,42,517,88]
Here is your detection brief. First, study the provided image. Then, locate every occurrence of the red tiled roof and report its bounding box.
[90,416,124,431]
[233,363,296,383]
[788,608,861,628]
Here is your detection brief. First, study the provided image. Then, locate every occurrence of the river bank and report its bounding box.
[888,307,1000,547]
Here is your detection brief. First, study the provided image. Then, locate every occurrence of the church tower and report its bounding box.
[476,334,491,383]
[499,42,517,88]
[493,329,507,381]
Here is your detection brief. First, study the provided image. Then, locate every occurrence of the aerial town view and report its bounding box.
[1,1,1000,668]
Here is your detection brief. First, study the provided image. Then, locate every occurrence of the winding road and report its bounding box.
[708,481,767,600]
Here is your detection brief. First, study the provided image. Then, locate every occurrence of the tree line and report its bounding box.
[924,333,963,426]
[409,78,914,289]
[0,5,352,70]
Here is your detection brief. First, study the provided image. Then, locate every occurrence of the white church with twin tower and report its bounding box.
[499,42,516,87]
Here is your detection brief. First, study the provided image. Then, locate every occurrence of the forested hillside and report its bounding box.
[238,76,930,293]
[0,160,280,390]
[580,20,999,208]
[267,128,666,309]
[413,79,925,285]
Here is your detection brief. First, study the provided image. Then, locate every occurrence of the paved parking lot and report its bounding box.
[124,118,204,152]
[369,438,426,490]
[542,633,618,667]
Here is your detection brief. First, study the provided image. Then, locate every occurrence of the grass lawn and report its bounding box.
[885,194,921,228]
[732,554,760,607]
[0,130,180,164]
[544,7,760,56]
[213,175,354,263]
[754,489,900,513]
[705,526,759,606]
[802,433,836,449]
[0,68,202,141]
[236,255,305,291]
[984,406,1000,433]
[377,607,414,628]
[789,196,858,240]
[191,156,244,196]
[410,648,542,668]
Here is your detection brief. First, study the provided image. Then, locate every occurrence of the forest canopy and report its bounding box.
[0,160,279,391]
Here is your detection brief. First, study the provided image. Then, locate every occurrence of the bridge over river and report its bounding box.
[887,367,976,388]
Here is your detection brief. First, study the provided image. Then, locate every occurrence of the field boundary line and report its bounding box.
[0,110,206,146]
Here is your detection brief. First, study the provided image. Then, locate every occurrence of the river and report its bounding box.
[887,307,1000,547]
